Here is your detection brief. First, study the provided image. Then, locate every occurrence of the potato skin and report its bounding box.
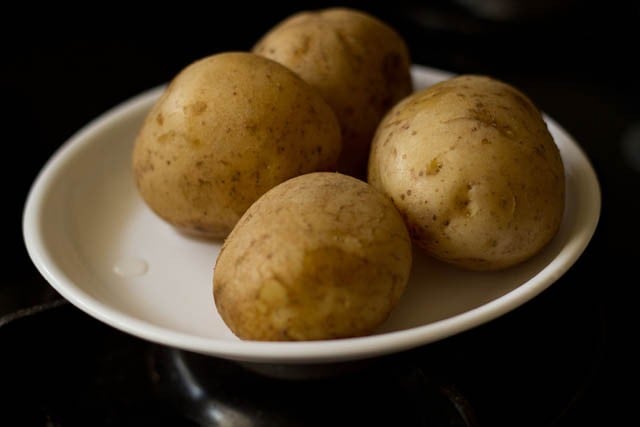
[133,52,341,238]
[253,8,412,178]
[369,75,565,271]
[213,172,412,341]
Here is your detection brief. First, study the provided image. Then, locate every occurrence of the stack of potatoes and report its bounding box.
[132,8,564,341]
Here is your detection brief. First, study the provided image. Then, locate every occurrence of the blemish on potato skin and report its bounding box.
[383,131,396,147]
[295,34,312,56]
[157,131,175,144]
[426,158,442,175]
[383,119,401,129]
[184,101,208,116]
[534,143,547,157]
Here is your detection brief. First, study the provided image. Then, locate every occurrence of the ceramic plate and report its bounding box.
[23,65,600,364]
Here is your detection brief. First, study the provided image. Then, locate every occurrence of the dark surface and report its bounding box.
[3,1,639,425]
[0,276,603,426]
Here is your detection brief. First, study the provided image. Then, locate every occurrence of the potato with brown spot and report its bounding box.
[253,8,412,178]
[213,172,412,341]
[369,75,565,270]
[132,52,341,238]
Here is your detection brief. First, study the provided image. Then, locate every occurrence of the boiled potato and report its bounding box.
[253,8,412,178]
[133,52,341,238]
[213,172,412,341]
[369,75,565,271]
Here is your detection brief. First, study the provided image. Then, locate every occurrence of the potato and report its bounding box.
[213,172,412,341]
[133,52,341,238]
[253,8,412,178]
[369,75,565,271]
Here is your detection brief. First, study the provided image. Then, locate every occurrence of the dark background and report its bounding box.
[2,1,639,425]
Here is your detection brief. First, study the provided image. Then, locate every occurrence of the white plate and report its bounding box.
[23,65,600,364]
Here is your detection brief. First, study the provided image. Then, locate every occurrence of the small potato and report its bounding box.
[369,75,565,271]
[133,52,341,238]
[213,172,412,341]
[253,8,412,178]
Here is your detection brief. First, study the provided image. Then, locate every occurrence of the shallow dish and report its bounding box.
[23,65,600,364]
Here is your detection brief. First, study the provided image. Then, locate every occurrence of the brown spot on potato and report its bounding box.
[184,101,208,115]
[426,158,442,175]
[157,131,175,144]
[535,143,547,157]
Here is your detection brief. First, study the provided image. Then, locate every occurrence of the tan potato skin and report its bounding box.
[253,8,412,179]
[369,75,565,271]
[133,52,341,238]
[213,173,412,341]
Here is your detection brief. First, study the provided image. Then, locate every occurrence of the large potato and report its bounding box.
[253,8,412,178]
[369,75,565,271]
[213,172,412,341]
[133,52,341,238]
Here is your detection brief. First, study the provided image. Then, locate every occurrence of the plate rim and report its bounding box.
[22,65,601,364]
